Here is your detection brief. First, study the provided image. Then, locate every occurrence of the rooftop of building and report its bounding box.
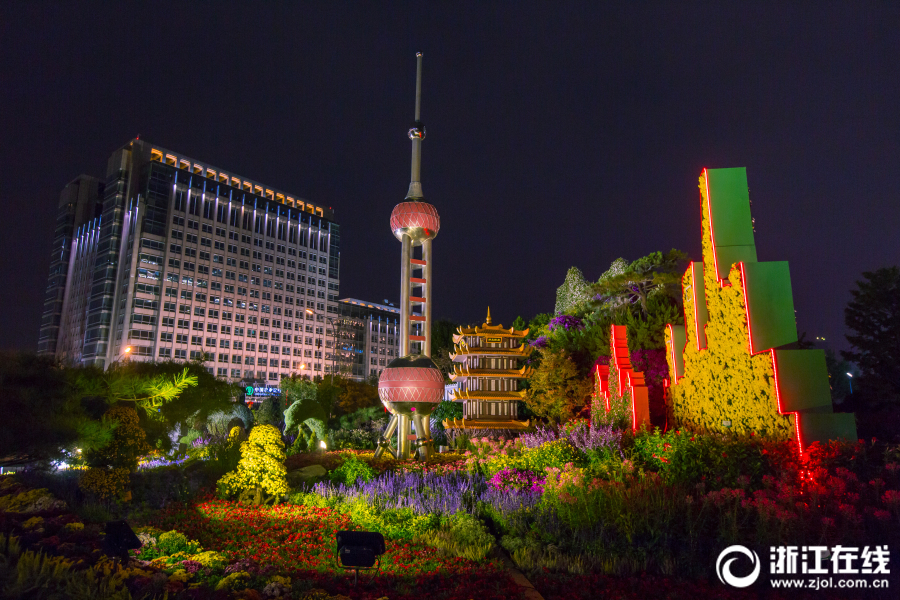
[338,298,401,315]
[125,139,334,220]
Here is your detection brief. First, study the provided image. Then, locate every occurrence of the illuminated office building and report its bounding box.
[38,139,340,384]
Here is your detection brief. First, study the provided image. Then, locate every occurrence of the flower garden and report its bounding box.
[3,167,898,598]
[3,416,900,599]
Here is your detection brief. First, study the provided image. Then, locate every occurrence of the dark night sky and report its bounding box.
[1,2,898,353]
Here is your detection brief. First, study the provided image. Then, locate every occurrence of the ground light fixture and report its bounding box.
[103,520,141,563]
[335,531,385,585]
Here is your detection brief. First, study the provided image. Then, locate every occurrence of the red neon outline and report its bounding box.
[771,349,803,455]
[703,169,721,284]
[691,262,707,351]
[629,371,638,431]
[666,323,681,384]
[739,261,761,356]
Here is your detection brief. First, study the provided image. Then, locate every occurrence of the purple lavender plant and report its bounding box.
[518,425,564,448]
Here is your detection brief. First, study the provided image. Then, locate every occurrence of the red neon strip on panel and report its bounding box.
[771,349,803,455]
[738,261,759,355]
[666,323,679,384]
[703,169,722,285]
[692,263,704,351]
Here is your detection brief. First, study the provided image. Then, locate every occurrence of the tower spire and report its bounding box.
[486,306,492,325]
[406,52,425,200]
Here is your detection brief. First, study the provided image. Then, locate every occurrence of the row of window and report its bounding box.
[211,368,324,379]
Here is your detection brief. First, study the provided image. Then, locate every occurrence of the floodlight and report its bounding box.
[336,530,385,585]
[103,520,141,562]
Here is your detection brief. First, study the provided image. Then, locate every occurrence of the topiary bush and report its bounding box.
[217,424,288,505]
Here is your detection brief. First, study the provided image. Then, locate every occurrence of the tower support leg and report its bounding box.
[374,413,399,459]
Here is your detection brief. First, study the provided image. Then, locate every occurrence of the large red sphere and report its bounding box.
[390,201,440,242]
[378,355,444,411]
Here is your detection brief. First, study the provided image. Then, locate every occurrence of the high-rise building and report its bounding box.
[336,298,401,381]
[38,139,341,384]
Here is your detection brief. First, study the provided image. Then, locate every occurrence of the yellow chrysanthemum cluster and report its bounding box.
[218,424,289,499]
[78,467,131,500]
[666,173,793,440]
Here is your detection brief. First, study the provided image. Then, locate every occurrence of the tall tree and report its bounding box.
[843,266,900,405]
[431,318,460,381]
[590,249,688,317]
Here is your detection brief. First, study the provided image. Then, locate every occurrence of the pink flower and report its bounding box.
[874,509,892,522]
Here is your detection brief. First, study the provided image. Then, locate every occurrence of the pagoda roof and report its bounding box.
[449,364,533,381]
[452,389,527,401]
[454,307,529,340]
[450,339,533,362]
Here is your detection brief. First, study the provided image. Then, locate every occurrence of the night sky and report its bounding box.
[1,3,898,354]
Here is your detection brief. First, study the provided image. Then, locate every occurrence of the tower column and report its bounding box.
[423,237,433,357]
[399,233,411,355]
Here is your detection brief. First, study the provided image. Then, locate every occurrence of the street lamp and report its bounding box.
[846,372,853,394]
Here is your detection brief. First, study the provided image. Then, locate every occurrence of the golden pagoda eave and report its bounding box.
[452,389,527,401]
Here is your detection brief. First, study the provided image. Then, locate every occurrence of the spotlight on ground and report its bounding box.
[336,530,385,585]
[103,520,142,562]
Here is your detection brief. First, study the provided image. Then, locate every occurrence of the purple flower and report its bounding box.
[489,468,545,493]
[548,314,584,332]
[529,336,549,348]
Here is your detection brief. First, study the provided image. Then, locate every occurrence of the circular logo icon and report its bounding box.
[716,545,761,588]
[245,386,254,395]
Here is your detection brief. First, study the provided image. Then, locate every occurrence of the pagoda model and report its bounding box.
[375,53,444,461]
[444,308,533,429]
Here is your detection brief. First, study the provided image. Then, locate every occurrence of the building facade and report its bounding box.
[336,298,401,381]
[38,139,340,385]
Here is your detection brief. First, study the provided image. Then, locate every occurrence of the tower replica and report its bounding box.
[445,308,533,430]
[375,53,444,460]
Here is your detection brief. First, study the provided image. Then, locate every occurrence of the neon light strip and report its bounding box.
[692,263,704,351]
[629,372,638,432]
[666,323,679,384]
[771,349,803,454]
[703,169,722,285]
[738,261,758,355]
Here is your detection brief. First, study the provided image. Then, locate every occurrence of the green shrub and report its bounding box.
[255,396,283,428]
[418,513,495,560]
[329,453,376,486]
[631,428,770,487]
[479,439,585,477]
[156,530,200,555]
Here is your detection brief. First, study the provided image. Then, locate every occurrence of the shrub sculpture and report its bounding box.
[79,405,150,501]
[217,424,288,505]
[664,168,856,450]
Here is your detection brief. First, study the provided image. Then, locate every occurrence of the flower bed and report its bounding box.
[141,495,522,599]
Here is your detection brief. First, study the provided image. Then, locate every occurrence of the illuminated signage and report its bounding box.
[245,386,281,397]
[487,337,501,343]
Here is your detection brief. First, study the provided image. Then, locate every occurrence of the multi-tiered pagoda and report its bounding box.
[445,308,533,429]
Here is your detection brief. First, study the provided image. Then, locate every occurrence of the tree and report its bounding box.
[555,267,592,315]
[335,377,380,414]
[842,266,900,406]
[0,353,199,464]
[525,347,593,424]
[590,250,688,317]
[431,318,460,381]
